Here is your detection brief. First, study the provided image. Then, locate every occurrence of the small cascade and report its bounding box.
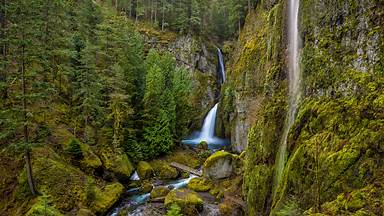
[108,174,196,216]
[182,103,228,149]
[273,0,302,196]
[130,171,140,181]
[217,48,226,84]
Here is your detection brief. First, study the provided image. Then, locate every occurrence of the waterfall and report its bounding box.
[181,49,229,149]
[274,0,301,195]
[217,48,226,84]
[200,103,219,138]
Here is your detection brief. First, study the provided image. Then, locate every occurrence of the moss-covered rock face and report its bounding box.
[150,186,171,199]
[16,147,123,215]
[164,189,204,215]
[226,0,384,215]
[203,150,234,179]
[187,177,212,192]
[137,161,154,179]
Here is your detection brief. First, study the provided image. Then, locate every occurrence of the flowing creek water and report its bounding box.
[108,174,196,216]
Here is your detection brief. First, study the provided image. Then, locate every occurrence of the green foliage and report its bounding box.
[66,139,83,160]
[166,203,183,216]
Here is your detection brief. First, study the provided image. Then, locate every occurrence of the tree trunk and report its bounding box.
[22,44,37,196]
[161,0,164,31]
[1,0,8,100]
[131,0,137,19]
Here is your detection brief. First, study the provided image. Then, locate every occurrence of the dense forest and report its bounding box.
[0,0,383,216]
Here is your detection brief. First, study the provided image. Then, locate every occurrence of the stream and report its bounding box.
[108,174,196,216]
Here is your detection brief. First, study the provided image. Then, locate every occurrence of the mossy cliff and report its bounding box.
[221,0,384,215]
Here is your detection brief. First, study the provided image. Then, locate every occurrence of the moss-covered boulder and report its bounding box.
[187,178,212,192]
[203,150,234,179]
[150,160,179,179]
[137,161,154,179]
[150,186,170,199]
[99,147,134,180]
[197,141,208,150]
[140,181,153,193]
[164,189,204,215]
[91,182,124,214]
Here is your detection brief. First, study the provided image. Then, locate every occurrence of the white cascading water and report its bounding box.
[217,48,226,84]
[200,103,219,139]
[182,49,228,149]
[274,0,301,195]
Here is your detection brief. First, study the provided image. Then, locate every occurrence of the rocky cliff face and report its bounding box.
[139,29,219,123]
[222,0,384,215]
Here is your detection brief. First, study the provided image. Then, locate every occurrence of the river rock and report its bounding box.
[187,177,212,192]
[150,186,170,199]
[140,181,153,193]
[137,161,153,179]
[203,151,234,179]
[164,189,204,215]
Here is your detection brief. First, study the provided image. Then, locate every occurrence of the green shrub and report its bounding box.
[166,203,183,216]
[66,139,83,160]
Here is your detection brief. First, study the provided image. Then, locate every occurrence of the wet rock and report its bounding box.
[203,151,234,179]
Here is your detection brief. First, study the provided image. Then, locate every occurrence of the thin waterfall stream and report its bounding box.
[273,0,302,195]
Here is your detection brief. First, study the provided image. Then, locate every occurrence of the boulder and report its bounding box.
[99,147,134,180]
[187,178,212,192]
[151,161,179,179]
[137,161,154,179]
[140,181,153,193]
[197,141,208,150]
[164,189,204,215]
[150,186,170,199]
[91,182,124,214]
[203,151,234,179]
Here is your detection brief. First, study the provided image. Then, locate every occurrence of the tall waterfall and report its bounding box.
[274,0,301,195]
[182,49,228,149]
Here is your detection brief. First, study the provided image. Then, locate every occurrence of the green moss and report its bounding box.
[77,208,95,216]
[150,160,179,179]
[25,196,63,216]
[99,147,134,178]
[80,143,102,172]
[150,186,170,199]
[187,178,212,192]
[164,189,204,215]
[91,182,124,214]
[203,150,233,168]
[137,161,154,179]
[140,181,153,193]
